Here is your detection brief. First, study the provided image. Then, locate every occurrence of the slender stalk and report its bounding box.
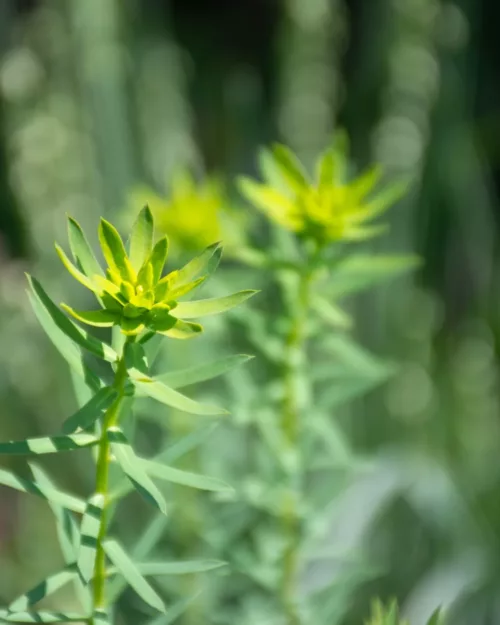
[280,254,314,625]
[90,337,132,621]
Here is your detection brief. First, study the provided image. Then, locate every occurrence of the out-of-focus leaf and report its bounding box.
[145,593,201,625]
[103,539,166,613]
[8,566,78,612]
[0,432,98,455]
[157,354,253,389]
[132,560,226,576]
[140,458,233,493]
[0,611,88,622]
[77,493,105,583]
[271,143,310,192]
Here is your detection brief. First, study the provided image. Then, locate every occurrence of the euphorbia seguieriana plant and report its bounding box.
[0,207,255,624]
[196,138,420,625]
[366,600,443,625]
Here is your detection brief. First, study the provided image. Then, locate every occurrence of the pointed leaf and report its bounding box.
[174,241,222,287]
[108,427,167,514]
[128,368,227,416]
[61,305,120,328]
[157,354,253,389]
[315,147,336,190]
[67,216,104,278]
[0,432,98,455]
[145,594,200,625]
[103,539,166,613]
[426,609,444,625]
[155,319,203,340]
[171,290,257,319]
[28,275,118,364]
[55,244,97,293]
[99,218,135,283]
[139,459,233,493]
[0,611,88,623]
[271,143,309,192]
[8,566,78,612]
[77,494,105,583]
[132,560,226,576]
[238,178,300,230]
[62,387,117,434]
[129,206,154,271]
[149,236,169,283]
[0,467,85,513]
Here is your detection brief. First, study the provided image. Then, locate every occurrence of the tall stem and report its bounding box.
[280,259,313,625]
[90,337,131,621]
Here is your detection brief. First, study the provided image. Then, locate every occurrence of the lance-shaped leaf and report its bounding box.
[174,241,222,287]
[128,368,227,416]
[107,427,167,514]
[153,318,203,340]
[27,290,101,394]
[426,609,444,625]
[28,276,118,364]
[99,218,135,283]
[148,236,169,284]
[129,206,154,271]
[28,464,91,611]
[8,565,78,612]
[131,560,226,576]
[61,305,120,328]
[55,244,98,293]
[270,143,310,192]
[171,290,257,319]
[67,216,104,279]
[62,387,117,434]
[139,458,233,493]
[78,493,105,583]
[91,610,111,625]
[103,539,166,613]
[0,467,85,513]
[0,611,89,623]
[0,432,99,456]
[157,354,253,389]
[145,594,201,625]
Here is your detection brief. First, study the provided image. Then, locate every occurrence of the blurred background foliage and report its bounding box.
[0,0,499,624]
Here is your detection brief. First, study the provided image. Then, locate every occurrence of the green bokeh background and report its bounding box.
[0,1,499,624]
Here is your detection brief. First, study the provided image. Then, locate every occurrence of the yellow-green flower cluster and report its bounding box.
[56,207,227,337]
[239,140,407,244]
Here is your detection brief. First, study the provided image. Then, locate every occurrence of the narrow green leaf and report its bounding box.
[55,244,97,293]
[67,216,103,278]
[98,218,135,282]
[140,458,233,493]
[311,296,352,329]
[271,143,309,192]
[426,609,444,625]
[8,566,78,612]
[132,560,226,576]
[155,319,203,340]
[108,427,167,514]
[0,467,85,513]
[27,290,101,394]
[238,178,299,230]
[315,147,336,190]
[129,206,154,272]
[103,539,166,613]
[145,593,201,625]
[78,493,105,583]
[61,305,120,328]
[157,354,253,389]
[28,275,118,364]
[62,387,117,434]
[148,236,169,283]
[174,241,222,287]
[128,368,227,416]
[0,432,98,455]
[0,611,88,623]
[327,254,421,298]
[171,290,258,319]
[91,610,111,624]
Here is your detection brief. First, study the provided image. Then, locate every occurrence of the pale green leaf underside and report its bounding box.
[78,494,105,583]
[157,354,253,389]
[129,560,226,576]
[0,433,98,455]
[8,567,77,612]
[172,290,257,319]
[103,539,166,613]
[139,458,234,493]
[0,467,85,513]
[128,368,227,416]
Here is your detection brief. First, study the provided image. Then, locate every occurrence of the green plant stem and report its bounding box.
[280,259,313,625]
[90,337,131,622]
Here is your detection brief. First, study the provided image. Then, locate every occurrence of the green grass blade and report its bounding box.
[172,290,258,319]
[61,387,117,434]
[0,433,99,455]
[78,494,105,584]
[129,368,227,416]
[108,428,167,514]
[0,467,85,513]
[129,206,154,272]
[139,459,233,493]
[103,539,166,613]
[8,566,78,612]
[157,354,253,389]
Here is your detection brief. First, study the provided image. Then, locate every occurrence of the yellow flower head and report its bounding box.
[131,171,224,253]
[239,137,407,245]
